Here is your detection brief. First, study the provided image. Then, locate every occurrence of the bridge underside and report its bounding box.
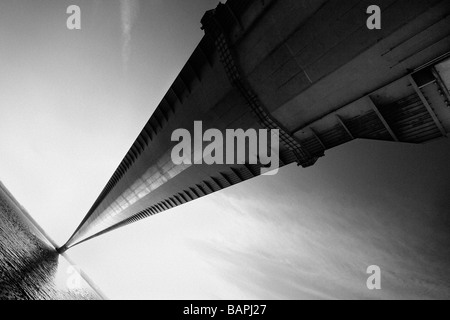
[294,61,450,151]
[62,0,450,250]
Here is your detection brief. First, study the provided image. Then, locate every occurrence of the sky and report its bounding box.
[0,0,449,300]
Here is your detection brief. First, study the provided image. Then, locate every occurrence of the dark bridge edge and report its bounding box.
[63,0,290,249]
[62,147,299,250]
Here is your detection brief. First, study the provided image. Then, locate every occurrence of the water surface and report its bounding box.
[0,183,103,300]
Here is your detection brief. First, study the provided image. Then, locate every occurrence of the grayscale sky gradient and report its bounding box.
[0,0,449,299]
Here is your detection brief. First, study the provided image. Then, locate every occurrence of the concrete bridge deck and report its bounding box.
[63,0,450,250]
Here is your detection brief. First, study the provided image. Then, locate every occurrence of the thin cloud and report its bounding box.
[120,0,140,72]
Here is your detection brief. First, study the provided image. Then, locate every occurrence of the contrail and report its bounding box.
[120,0,139,72]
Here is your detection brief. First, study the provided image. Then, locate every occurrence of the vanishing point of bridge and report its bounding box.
[60,0,450,251]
